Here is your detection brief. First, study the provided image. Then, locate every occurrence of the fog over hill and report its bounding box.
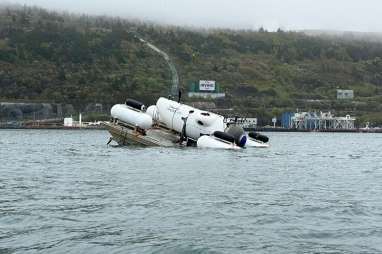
[3,0,382,33]
[303,30,382,43]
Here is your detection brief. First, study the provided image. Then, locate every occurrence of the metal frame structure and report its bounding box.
[290,112,355,130]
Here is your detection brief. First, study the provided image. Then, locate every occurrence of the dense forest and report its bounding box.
[1,5,382,125]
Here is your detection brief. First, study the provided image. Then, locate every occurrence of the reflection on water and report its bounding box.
[1,130,382,253]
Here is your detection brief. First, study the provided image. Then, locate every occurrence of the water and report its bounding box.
[1,130,382,254]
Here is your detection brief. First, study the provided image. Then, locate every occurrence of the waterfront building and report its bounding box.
[283,111,356,130]
[281,112,295,128]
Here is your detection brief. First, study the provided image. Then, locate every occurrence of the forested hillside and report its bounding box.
[1,5,382,124]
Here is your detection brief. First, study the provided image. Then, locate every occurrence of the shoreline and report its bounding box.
[0,126,106,130]
[245,127,382,133]
[1,126,381,133]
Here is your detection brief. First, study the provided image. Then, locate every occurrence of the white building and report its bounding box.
[64,117,73,127]
[337,89,354,99]
[226,117,257,128]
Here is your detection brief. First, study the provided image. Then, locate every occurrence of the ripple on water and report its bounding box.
[0,130,382,253]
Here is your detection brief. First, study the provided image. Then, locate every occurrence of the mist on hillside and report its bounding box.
[2,2,382,44]
[2,0,382,33]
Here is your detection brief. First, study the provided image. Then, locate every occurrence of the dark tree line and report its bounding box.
[0,5,382,124]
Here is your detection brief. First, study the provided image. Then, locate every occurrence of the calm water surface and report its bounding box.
[0,130,382,253]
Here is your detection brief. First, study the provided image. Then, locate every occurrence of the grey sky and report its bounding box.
[3,0,382,32]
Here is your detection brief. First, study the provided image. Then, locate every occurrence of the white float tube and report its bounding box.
[156,97,195,132]
[245,137,270,148]
[184,111,226,140]
[111,104,153,130]
[146,105,160,122]
[197,135,241,150]
[246,132,270,148]
[156,97,226,140]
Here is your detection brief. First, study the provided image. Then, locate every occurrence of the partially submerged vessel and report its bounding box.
[104,97,269,149]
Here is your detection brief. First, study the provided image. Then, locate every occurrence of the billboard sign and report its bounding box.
[199,80,216,91]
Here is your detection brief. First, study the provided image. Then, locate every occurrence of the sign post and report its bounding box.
[272,117,277,128]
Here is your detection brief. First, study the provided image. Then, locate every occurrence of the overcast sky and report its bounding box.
[3,0,382,32]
